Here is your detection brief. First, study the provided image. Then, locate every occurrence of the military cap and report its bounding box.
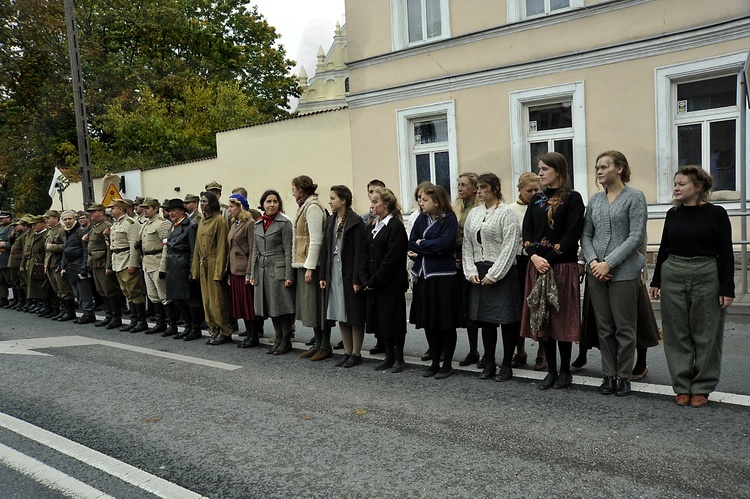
[29,215,46,224]
[205,180,222,192]
[161,199,170,209]
[107,199,131,209]
[166,198,186,211]
[139,197,161,208]
[77,211,90,218]
[43,210,60,219]
[133,196,145,205]
[0,211,11,218]
[86,203,107,212]
[10,218,21,226]
[19,215,33,224]
[184,194,200,203]
[123,198,134,206]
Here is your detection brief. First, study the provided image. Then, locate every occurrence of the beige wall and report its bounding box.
[57,109,353,215]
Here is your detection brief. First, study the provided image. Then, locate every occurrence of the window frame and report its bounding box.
[507,0,583,23]
[655,53,748,202]
[509,81,588,200]
[390,0,451,51]
[396,100,458,213]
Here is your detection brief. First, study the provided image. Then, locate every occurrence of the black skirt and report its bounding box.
[409,274,463,329]
[467,263,522,325]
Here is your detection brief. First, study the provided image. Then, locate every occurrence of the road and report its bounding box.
[0,308,749,498]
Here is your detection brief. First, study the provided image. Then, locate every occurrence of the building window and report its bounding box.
[510,82,587,199]
[391,0,450,51]
[396,101,458,212]
[507,0,583,23]
[655,54,747,202]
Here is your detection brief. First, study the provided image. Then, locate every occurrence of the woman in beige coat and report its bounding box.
[227,194,263,348]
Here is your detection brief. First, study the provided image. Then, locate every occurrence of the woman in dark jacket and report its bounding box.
[362,187,409,373]
[59,210,95,324]
[165,199,201,341]
[319,185,366,368]
[409,184,463,379]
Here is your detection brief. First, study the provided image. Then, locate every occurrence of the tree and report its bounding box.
[0,0,298,213]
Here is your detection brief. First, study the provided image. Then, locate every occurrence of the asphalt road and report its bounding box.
[0,308,749,498]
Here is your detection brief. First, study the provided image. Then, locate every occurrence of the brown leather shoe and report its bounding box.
[674,394,691,406]
[311,348,332,361]
[300,348,318,359]
[533,357,547,371]
[689,394,708,408]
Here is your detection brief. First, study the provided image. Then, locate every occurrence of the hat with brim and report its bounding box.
[77,211,89,218]
[139,197,160,209]
[205,181,222,192]
[87,203,106,212]
[133,196,145,205]
[108,199,131,210]
[184,194,200,203]
[0,211,11,219]
[29,215,46,224]
[43,210,60,219]
[167,198,186,211]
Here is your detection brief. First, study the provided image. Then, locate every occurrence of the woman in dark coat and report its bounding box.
[319,185,366,368]
[362,187,409,373]
[165,199,201,341]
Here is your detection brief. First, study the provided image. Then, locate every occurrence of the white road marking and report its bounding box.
[0,412,207,499]
[0,442,115,499]
[0,336,242,371]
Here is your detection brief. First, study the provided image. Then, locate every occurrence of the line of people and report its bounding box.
[0,159,734,406]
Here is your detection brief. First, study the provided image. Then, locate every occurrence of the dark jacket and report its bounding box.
[408,211,458,279]
[60,223,89,281]
[319,209,366,326]
[166,215,197,301]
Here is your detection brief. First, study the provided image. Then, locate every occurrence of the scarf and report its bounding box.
[517,194,528,205]
[526,269,560,333]
[260,213,277,231]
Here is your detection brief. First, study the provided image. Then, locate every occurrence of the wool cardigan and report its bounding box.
[462,203,520,283]
[581,185,647,282]
[408,211,458,279]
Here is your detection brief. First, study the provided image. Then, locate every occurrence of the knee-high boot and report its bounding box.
[144,302,166,334]
[392,333,406,373]
[161,303,178,337]
[183,306,203,341]
[130,302,149,333]
[119,302,136,331]
[273,316,293,355]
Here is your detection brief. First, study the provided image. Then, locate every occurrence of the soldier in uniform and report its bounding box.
[7,217,30,309]
[184,194,202,225]
[108,199,148,332]
[22,216,52,315]
[0,211,14,307]
[44,210,76,320]
[77,211,90,229]
[205,181,229,218]
[19,216,37,312]
[138,198,175,336]
[133,196,146,224]
[83,203,123,328]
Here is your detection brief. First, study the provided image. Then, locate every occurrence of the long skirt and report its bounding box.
[230,273,255,321]
[295,267,329,329]
[521,261,580,342]
[409,274,463,329]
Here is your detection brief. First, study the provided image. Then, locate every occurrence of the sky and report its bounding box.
[250,1,346,108]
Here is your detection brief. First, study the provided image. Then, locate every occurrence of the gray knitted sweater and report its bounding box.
[581,185,647,282]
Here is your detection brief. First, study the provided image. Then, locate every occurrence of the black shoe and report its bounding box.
[77,314,96,325]
[434,368,453,380]
[333,340,344,350]
[495,366,513,382]
[130,321,149,333]
[615,378,631,397]
[106,318,123,330]
[374,358,394,370]
[344,355,362,368]
[144,324,167,335]
[538,373,557,390]
[458,352,479,367]
[420,349,433,362]
[305,337,315,346]
[599,376,616,395]
[553,372,573,389]
[205,332,218,345]
[477,356,486,370]
[479,363,496,380]
[183,329,202,341]
[209,334,232,345]
[57,311,76,322]
[95,317,112,327]
[369,342,385,355]
[335,354,351,367]
[391,361,405,373]
[423,365,439,377]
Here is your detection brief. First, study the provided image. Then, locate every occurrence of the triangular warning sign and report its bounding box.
[102,183,123,206]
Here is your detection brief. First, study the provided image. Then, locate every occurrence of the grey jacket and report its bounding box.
[581,185,647,282]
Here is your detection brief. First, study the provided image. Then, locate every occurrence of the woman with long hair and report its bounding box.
[191,191,233,345]
[463,173,523,381]
[319,185,367,368]
[227,194,263,348]
[509,172,546,371]
[520,152,585,390]
[409,183,463,379]
[581,150,647,396]
[363,187,409,373]
[650,165,734,408]
[251,190,295,355]
[452,173,483,367]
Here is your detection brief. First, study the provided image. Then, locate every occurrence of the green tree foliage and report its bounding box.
[0,0,298,213]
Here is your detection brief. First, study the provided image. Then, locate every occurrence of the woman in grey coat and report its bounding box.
[581,150,647,397]
[251,190,295,355]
